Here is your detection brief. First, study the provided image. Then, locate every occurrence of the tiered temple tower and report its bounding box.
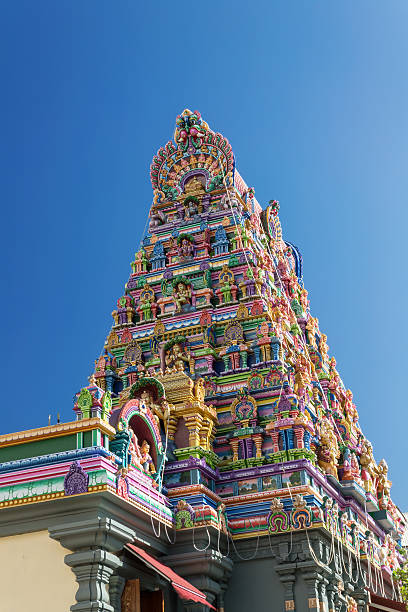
[0,110,405,612]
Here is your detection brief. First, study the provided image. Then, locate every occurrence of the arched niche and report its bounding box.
[118,399,162,470]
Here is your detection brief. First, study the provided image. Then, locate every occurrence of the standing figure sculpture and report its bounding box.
[360,440,377,494]
[140,440,156,475]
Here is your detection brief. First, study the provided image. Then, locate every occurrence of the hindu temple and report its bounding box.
[0,110,405,612]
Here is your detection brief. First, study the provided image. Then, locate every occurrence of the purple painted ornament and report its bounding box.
[64,461,89,496]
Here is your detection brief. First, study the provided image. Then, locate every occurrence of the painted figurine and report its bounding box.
[140,440,156,475]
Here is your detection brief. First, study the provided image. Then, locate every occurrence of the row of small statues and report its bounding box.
[318,418,391,509]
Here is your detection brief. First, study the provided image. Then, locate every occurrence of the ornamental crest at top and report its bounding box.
[150,109,236,203]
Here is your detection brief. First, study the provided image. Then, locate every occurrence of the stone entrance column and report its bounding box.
[49,517,135,612]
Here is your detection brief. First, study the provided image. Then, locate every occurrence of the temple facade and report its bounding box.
[0,110,405,612]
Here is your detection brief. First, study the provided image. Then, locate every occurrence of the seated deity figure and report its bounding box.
[342,451,361,483]
[174,281,192,312]
[138,388,170,423]
[140,440,156,474]
[165,342,191,373]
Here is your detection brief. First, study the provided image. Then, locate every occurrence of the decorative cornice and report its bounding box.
[0,418,116,447]
[0,446,118,474]
[0,484,108,509]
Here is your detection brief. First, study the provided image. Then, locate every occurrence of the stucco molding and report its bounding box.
[0,417,116,447]
[49,517,136,553]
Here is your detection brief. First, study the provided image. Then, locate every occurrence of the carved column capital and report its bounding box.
[65,549,121,612]
[49,517,135,553]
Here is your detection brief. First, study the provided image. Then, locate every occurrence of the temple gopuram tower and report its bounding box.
[0,110,405,612]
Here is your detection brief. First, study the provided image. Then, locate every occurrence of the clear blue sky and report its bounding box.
[1,1,407,508]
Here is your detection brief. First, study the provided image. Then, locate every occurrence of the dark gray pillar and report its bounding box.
[276,567,297,612]
[302,571,323,612]
[64,549,121,612]
[49,517,135,612]
[109,574,126,612]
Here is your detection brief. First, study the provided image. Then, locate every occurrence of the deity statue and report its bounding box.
[383,533,399,570]
[193,377,206,402]
[319,333,329,365]
[342,450,361,483]
[360,440,377,494]
[317,418,340,478]
[128,431,142,468]
[287,272,299,300]
[140,440,156,475]
[343,389,359,430]
[216,266,237,304]
[164,341,191,374]
[300,288,309,314]
[306,316,318,350]
[137,284,157,322]
[131,248,149,275]
[178,237,194,259]
[173,281,192,312]
[149,208,167,230]
[185,177,205,196]
[277,254,290,292]
[376,458,391,509]
[256,320,273,362]
[294,354,311,399]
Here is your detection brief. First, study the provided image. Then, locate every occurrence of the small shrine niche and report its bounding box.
[219,321,248,372]
[228,390,263,463]
[123,340,145,386]
[127,413,157,473]
[115,383,166,477]
[136,284,157,322]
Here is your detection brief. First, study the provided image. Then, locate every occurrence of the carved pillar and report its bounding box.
[65,549,120,612]
[109,574,126,612]
[199,416,213,450]
[271,338,280,360]
[229,438,239,462]
[184,414,203,447]
[271,430,280,453]
[318,576,329,612]
[167,416,178,441]
[49,518,135,612]
[326,580,337,612]
[294,426,305,449]
[303,571,322,612]
[241,351,248,368]
[277,569,296,612]
[253,434,263,459]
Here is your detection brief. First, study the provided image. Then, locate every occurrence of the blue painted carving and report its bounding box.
[150,240,166,270]
[213,225,229,255]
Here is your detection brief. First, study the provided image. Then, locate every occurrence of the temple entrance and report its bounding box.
[140,590,164,611]
[121,579,164,612]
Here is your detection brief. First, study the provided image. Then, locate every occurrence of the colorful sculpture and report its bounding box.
[2,111,403,610]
